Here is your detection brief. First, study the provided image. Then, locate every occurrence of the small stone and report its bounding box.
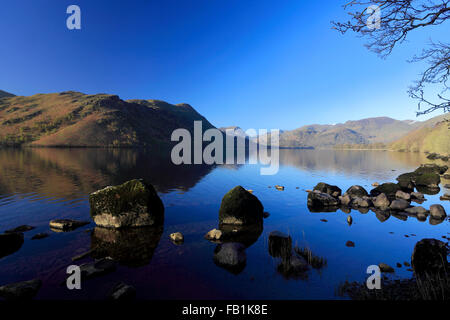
[79,258,116,279]
[372,182,380,187]
[346,241,355,247]
[440,193,450,201]
[169,232,184,243]
[275,185,285,191]
[263,212,270,218]
[347,216,353,225]
[247,190,254,194]
[396,263,402,268]
[403,262,410,267]
[49,219,90,231]
[31,233,49,240]
[379,263,394,273]
[4,225,35,233]
[204,229,222,241]
[320,219,328,222]
[411,192,425,200]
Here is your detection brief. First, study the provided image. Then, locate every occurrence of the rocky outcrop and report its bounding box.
[307,190,339,209]
[218,186,264,225]
[0,232,24,259]
[313,183,342,198]
[89,179,164,228]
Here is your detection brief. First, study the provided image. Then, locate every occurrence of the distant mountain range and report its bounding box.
[0,91,214,147]
[254,115,449,153]
[0,89,448,154]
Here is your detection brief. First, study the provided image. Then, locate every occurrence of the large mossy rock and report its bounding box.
[370,183,401,199]
[414,173,440,188]
[0,233,24,259]
[89,179,164,228]
[411,238,449,276]
[219,186,263,225]
[414,164,448,175]
[313,183,342,198]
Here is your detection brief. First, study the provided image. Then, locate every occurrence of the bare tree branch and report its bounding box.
[332,0,450,115]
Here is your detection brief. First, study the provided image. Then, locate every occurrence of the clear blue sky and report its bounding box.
[1,0,448,130]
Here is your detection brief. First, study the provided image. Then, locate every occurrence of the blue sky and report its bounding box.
[1,0,449,130]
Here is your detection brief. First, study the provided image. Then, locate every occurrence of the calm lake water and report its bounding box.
[0,148,449,300]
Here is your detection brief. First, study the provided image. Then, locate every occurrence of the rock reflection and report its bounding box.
[90,226,163,268]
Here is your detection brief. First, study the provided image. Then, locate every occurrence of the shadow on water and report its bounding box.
[90,226,164,268]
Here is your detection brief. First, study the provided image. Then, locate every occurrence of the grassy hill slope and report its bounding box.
[0,91,214,147]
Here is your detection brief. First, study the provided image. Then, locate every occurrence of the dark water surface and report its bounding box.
[0,148,449,299]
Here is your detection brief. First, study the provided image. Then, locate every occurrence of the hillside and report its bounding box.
[257,117,420,149]
[0,91,214,147]
[390,118,450,155]
[0,90,15,98]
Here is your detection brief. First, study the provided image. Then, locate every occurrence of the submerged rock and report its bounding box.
[313,183,342,198]
[80,258,117,279]
[89,179,164,228]
[49,219,90,231]
[108,282,136,301]
[307,190,339,209]
[218,223,263,248]
[440,193,450,201]
[411,238,449,276]
[415,164,448,175]
[0,279,41,300]
[268,231,292,259]
[31,233,49,240]
[213,243,246,274]
[0,233,24,259]
[346,241,355,247]
[219,186,263,225]
[347,215,353,225]
[352,197,372,208]
[277,255,309,279]
[373,209,391,222]
[4,225,35,233]
[415,173,441,188]
[404,206,428,216]
[345,185,368,198]
[410,192,425,200]
[429,204,447,220]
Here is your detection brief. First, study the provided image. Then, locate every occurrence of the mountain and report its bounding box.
[258,117,431,149]
[0,90,15,98]
[219,126,249,138]
[0,91,214,147]
[390,117,450,155]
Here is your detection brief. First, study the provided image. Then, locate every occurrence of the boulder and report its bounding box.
[108,282,136,301]
[268,231,292,259]
[49,219,90,231]
[204,229,223,241]
[313,183,341,198]
[370,183,401,199]
[0,279,42,300]
[373,209,390,222]
[429,204,447,220]
[373,193,390,208]
[389,199,411,211]
[395,190,411,201]
[339,194,351,206]
[89,179,164,228]
[307,190,339,209]
[213,243,246,273]
[0,233,24,259]
[378,263,394,273]
[345,185,369,198]
[4,225,35,233]
[411,238,449,275]
[410,192,424,200]
[219,186,263,225]
[416,212,427,222]
[169,232,184,244]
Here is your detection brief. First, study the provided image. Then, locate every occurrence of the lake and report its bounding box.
[0,148,449,300]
